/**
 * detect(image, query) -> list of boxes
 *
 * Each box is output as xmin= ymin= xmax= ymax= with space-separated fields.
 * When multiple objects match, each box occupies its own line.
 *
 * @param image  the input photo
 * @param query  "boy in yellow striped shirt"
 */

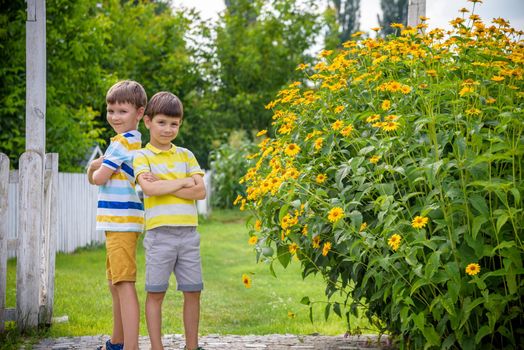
xmin=133 ymin=92 xmax=206 ymax=350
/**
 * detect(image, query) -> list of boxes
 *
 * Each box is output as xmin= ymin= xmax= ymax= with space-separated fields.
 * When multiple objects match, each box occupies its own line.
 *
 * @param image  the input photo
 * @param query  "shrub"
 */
xmin=237 ymin=6 xmax=524 ymax=350
xmin=210 ymin=130 xmax=257 ymax=208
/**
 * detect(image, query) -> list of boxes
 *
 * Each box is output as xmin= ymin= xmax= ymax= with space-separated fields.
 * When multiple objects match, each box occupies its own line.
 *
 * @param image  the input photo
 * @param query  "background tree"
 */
xmin=377 ymin=0 xmax=408 ymax=36
xmin=211 ymin=0 xmax=321 ymax=134
xmin=324 ymin=0 xmax=360 ymax=49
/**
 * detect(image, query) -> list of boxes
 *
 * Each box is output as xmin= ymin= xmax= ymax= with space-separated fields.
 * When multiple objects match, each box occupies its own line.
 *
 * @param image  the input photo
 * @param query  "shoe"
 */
xmin=96 ymin=339 xmax=124 ymax=350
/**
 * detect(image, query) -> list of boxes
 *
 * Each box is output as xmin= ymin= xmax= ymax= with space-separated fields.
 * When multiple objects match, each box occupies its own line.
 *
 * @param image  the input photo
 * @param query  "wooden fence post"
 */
xmin=40 ymin=153 xmax=58 ymax=325
xmin=17 ymin=151 xmax=43 ymax=329
xmin=0 ymin=153 xmax=9 ymax=332
xmin=407 ymin=0 xmax=426 ymax=27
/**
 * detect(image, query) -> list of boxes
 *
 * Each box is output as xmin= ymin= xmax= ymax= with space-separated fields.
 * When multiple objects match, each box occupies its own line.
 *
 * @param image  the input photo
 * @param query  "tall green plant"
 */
xmin=238 ymin=6 xmax=524 ymax=349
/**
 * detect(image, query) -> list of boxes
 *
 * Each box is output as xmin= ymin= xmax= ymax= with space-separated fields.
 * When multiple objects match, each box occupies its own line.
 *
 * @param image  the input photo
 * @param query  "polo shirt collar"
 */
xmin=146 ymin=143 xmax=177 ymax=154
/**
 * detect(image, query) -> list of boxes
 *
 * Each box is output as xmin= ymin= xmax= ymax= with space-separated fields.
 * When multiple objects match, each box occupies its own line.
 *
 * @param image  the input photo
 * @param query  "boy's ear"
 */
xmin=143 ymin=115 xmax=151 ymax=129
xmin=137 ymin=106 xmax=145 ymax=119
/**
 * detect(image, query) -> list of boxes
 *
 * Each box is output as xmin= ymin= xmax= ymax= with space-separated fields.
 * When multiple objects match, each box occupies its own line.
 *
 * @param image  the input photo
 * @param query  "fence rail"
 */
xmin=6 ymin=171 xmax=212 ymax=257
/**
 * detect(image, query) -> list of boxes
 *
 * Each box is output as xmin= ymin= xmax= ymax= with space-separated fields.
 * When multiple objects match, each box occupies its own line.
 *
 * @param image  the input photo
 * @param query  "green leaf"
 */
xmin=324 ymin=303 xmax=331 ymax=321
xmin=496 ymin=213 xmax=509 ymax=233
xmin=277 ymin=244 xmax=291 ymax=268
xmin=300 ymin=296 xmax=311 ymax=305
xmin=468 ymin=195 xmax=489 ymax=216
xmin=410 ymin=278 xmax=430 ymax=296
xmin=413 ymin=311 xmax=425 ymax=332
xmin=471 ymin=216 xmax=487 ymax=239
xmin=278 ymin=204 xmax=290 ymax=222
xmin=475 ymin=325 xmax=491 ymax=344
xmin=333 ymin=302 xmax=342 ymax=318
xmin=423 ymin=325 xmax=441 ymax=348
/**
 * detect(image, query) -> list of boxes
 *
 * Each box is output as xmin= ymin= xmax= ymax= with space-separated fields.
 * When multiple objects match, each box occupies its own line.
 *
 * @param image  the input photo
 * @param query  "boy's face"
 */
xmin=144 ymin=114 xmax=182 ymax=150
xmin=106 ymin=102 xmax=144 ymax=134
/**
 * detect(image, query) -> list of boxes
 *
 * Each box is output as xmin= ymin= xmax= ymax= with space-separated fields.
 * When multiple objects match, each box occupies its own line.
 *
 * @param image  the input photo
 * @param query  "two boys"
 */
xmin=88 ymin=81 xmax=205 ymax=350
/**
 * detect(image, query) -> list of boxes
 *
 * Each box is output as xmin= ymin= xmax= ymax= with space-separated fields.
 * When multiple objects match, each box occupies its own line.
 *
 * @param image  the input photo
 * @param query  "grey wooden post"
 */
xmin=407 ymin=0 xmax=426 ymax=27
xmin=26 ymin=0 xmax=46 ymax=155
xmin=0 ymin=154 xmax=9 ymax=332
xmin=17 ymin=151 xmax=43 ymax=329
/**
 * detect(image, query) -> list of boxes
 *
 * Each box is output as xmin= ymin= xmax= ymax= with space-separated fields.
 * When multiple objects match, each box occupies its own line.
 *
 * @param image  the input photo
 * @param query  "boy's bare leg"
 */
xmin=183 ymin=291 xmax=201 ymax=350
xmin=146 ymin=292 xmax=166 ymax=350
xmin=108 ymin=280 xmax=124 ymax=345
xmin=114 ymin=281 xmax=140 ymax=350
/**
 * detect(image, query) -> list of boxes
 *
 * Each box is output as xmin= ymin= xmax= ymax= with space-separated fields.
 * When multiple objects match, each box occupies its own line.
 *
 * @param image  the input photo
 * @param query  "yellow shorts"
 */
xmin=105 ymin=231 xmax=140 ymax=284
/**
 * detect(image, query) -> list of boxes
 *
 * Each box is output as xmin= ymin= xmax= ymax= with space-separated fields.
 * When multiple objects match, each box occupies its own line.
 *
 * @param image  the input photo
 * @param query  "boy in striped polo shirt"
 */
xmin=133 ymin=92 xmax=206 ymax=350
xmin=87 ymin=80 xmax=146 ymax=350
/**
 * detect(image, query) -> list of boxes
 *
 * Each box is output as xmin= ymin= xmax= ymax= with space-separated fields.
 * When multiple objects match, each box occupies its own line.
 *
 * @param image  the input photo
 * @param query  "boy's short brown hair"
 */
xmin=145 ymin=92 xmax=183 ymax=119
xmin=106 ymin=80 xmax=147 ymax=108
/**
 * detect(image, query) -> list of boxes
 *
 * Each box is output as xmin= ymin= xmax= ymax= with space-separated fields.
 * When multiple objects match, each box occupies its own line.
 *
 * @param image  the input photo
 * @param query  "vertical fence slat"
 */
xmin=17 ymin=151 xmax=43 ymax=329
xmin=0 ymin=153 xmax=9 ymax=331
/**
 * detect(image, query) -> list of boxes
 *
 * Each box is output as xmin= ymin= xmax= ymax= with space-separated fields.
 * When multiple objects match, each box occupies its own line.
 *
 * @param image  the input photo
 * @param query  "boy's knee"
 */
xmin=147 ymin=291 xmax=166 ymax=303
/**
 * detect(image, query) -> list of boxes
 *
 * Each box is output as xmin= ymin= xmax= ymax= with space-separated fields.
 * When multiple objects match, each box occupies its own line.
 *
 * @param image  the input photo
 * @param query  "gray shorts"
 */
xmin=143 ymin=226 xmax=203 ymax=292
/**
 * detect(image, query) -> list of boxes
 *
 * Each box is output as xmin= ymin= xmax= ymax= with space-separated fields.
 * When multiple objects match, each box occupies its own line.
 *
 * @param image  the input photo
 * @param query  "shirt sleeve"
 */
xmin=133 ymin=150 xmax=151 ymax=180
xmin=102 ymin=137 xmax=127 ymax=171
xmin=186 ymin=149 xmax=205 ymax=176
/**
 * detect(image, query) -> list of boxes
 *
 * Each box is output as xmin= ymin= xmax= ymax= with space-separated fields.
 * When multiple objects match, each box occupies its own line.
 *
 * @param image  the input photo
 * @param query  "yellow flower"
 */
xmin=340 ymin=125 xmax=354 ymax=136
xmin=248 ymin=235 xmax=258 ymax=245
xmin=382 ymin=121 xmax=400 ymax=131
xmin=287 ymin=311 xmax=296 ymax=318
xmin=359 ymin=222 xmax=367 ymax=232
xmin=289 ymin=243 xmax=298 ymax=255
xmin=254 ymin=220 xmax=262 ymax=231
xmin=371 ymin=27 xmax=381 ymax=32
xmin=312 ymin=235 xmax=321 ymax=248
xmin=316 ymin=173 xmax=327 ymax=184
xmin=388 ymin=234 xmax=401 ymax=251
xmin=302 ymin=225 xmax=308 ymax=236
xmin=256 ymin=129 xmax=267 ymax=137
xmin=296 ymin=63 xmax=308 ymax=70
xmin=334 ymin=105 xmax=345 ymax=113
xmin=331 ymin=120 xmax=344 ymax=131
xmin=491 ymin=75 xmax=505 ymax=82
xmin=400 ymin=85 xmax=412 ymax=94
xmin=285 ymin=143 xmax=301 ymax=157
xmin=486 ymin=97 xmax=496 ymax=104
xmin=426 ymin=69 xmax=437 ymax=77
xmin=370 ymin=155 xmax=381 ymax=164
xmin=366 ymin=114 xmax=381 ymax=123
xmin=412 ymin=216 xmax=429 ymax=229
xmin=465 ymin=263 xmax=481 ymax=276
xmin=381 ymin=99 xmax=391 ymax=111
xmin=459 ymin=86 xmax=475 ymax=96
xmin=328 ymin=207 xmax=344 ymax=223
xmin=385 ymin=114 xmax=399 ymax=121
xmin=242 ymin=274 xmax=252 ymax=288
xmin=233 ymin=194 xmax=243 ymax=206
xmin=314 ymin=137 xmax=324 ymax=150
xmin=322 ymin=242 xmax=332 ymax=256
xmin=391 ymin=23 xmax=404 ymax=29
xmin=466 ymin=108 xmax=481 ymax=116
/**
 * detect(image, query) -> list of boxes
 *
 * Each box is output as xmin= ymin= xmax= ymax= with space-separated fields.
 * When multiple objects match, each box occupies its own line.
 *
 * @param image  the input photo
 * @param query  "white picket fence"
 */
xmin=6 ymin=171 xmax=212 ymax=257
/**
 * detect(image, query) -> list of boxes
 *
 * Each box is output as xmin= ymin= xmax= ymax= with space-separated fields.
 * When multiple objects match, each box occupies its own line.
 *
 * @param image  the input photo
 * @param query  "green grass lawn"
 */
xmin=4 ymin=210 xmax=370 ymax=338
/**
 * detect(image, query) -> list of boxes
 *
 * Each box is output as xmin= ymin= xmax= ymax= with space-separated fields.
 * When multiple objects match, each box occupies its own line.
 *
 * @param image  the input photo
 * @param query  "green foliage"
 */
xmin=239 ymin=7 xmax=524 ymax=349
xmin=209 ymin=130 xmax=257 ymax=209
xmin=326 ymin=0 xmax=361 ymax=45
xmin=212 ymin=0 xmax=322 ymax=133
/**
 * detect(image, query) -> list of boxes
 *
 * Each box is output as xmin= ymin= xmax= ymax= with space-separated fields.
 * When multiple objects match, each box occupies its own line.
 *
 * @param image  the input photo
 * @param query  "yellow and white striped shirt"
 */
xmin=133 ymin=143 xmax=204 ymax=230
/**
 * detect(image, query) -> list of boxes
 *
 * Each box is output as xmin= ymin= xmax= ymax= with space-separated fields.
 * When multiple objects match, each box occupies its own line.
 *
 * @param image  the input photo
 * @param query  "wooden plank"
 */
xmin=17 ymin=151 xmax=43 ymax=329
xmin=25 ymin=0 xmax=46 ymax=156
xmin=9 ymin=170 xmax=18 ymax=184
xmin=0 ymin=153 xmax=9 ymax=332
xmin=40 ymin=153 xmax=58 ymax=325
xmin=407 ymin=0 xmax=426 ymax=27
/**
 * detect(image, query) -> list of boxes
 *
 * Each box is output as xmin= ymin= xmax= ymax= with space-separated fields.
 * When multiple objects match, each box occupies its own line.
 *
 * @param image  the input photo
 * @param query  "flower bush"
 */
xmin=237 ymin=5 xmax=523 ymax=349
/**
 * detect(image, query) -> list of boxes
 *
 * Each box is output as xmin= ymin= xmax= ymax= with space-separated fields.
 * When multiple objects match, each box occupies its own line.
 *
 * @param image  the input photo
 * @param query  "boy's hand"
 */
xmin=141 ymin=172 xmax=159 ymax=182
xmin=182 ymin=177 xmax=196 ymax=188
xmin=89 ymin=156 xmax=104 ymax=171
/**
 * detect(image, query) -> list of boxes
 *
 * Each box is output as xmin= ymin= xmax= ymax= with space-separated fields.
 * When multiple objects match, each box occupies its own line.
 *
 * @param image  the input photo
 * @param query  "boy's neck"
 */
xmin=115 ymin=128 xmax=137 ymax=135
xmin=150 ymin=140 xmax=173 ymax=151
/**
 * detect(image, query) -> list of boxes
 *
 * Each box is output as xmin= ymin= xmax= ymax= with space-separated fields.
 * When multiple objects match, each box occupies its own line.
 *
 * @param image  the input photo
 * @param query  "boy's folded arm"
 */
xmin=137 ymin=173 xmax=191 ymax=196
xmin=91 ymin=165 xmax=115 ymax=186
xmin=172 ymin=174 xmax=206 ymax=200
